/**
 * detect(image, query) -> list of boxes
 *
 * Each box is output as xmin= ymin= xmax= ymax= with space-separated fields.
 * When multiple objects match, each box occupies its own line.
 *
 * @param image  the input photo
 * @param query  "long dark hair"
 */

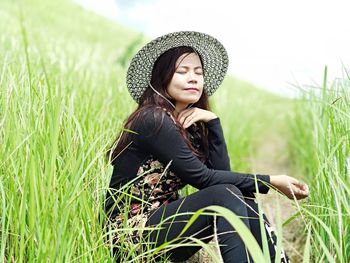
xmin=107 ymin=46 xmax=210 ymax=165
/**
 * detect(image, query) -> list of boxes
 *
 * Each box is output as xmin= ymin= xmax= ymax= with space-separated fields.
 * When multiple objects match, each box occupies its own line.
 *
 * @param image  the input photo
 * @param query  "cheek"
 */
xmin=168 ymin=77 xmax=182 ymax=91
xmin=166 ymin=82 xmax=178 ymax=98
xmin=199 ymin=77 xmax=204 ymax=89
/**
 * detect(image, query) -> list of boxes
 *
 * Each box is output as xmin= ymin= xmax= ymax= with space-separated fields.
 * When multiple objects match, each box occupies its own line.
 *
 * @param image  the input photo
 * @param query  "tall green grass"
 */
xmin=0 ymin=0 xmax=141 ymax=261
xmin=288 ymin=67 xmax=350 ymax=262
xmin=0 ymin=0 xmax=326 ymax=262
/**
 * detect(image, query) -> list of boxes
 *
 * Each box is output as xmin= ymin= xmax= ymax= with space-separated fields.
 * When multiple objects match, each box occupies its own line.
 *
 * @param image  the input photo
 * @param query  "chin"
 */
xmin=182 ymin=97 xmax=201 ymax=104
xmin=185 ymin=100 xmax=199 ymax=106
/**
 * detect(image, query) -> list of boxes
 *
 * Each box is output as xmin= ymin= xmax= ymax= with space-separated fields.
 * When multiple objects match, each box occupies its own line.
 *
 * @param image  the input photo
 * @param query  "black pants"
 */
xmin=144 ymin=184 xmax=289 ymax=263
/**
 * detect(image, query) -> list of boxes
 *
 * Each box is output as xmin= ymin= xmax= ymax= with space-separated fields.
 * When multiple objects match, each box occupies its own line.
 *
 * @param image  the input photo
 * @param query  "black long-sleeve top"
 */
xmin=105 ymin=108 xmax=270 ymax=215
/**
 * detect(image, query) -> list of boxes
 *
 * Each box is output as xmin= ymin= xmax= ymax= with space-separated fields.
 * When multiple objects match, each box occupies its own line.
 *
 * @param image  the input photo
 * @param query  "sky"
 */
xmin=77 ymin=0 xmax=350 ymax=97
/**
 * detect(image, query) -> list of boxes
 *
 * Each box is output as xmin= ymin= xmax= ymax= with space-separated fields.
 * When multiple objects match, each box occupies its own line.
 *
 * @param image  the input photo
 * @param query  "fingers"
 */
xmin=183 ymin=114 xmax=196 ymax=129
xmin=177 ymin=108 xmax=217 ymax=127
xmin=177 ymin=108 xmax=194 ymax=122
xmin=293 ymin=180 xmax=309 ymax=195
xmin=177 ymin=108 xmax=197 ymax=128
xmin=290 ymin=182 xmax=309 ymax=200
xmin=299 ymin=184 xmax=309 ymax=198
xmin=276 ymin=176 xmax=309 ymax=200
xmin=285 ymin=176 xmax=309 ymax=199
xmin=294 ymin=179 xmax=306 ymax=189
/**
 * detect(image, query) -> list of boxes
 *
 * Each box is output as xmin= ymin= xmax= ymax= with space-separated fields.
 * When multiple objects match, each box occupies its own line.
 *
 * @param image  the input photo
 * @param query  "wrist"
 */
xmin=269 ymin=175 xmax=278 ymax=187
xmin=205 ymin=113 xmax=218 ymax=122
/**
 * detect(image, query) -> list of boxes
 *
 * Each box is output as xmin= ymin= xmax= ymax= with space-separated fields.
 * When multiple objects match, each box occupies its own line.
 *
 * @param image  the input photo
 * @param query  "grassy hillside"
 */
xmin=0 ymin=0 xmax=306 ymax=262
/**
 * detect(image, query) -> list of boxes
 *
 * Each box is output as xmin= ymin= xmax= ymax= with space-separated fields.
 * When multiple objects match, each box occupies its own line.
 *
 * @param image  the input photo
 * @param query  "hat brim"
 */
xmin=126 ymin=31 xmax=229 ymax=102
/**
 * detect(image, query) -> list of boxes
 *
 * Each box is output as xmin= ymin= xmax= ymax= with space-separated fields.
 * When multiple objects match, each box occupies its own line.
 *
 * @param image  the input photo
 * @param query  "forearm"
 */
xmin=206 ymin=118 xmax=231 ymax=170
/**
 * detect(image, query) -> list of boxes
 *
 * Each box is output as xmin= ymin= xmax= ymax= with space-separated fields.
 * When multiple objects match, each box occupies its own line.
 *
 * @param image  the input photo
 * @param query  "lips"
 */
xmin=184 ymin=87 xmax=199 ymax=92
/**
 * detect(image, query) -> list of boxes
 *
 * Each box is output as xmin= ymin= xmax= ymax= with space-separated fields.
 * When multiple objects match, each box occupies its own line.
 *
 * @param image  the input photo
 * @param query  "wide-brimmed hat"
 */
xmin=126 ymin=31 xmax=229 ymax=103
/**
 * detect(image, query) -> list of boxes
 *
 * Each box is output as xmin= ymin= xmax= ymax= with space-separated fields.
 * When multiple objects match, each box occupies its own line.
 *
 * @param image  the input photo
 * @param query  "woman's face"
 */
xmin=166 ymin=52 xmax=204 ymax=112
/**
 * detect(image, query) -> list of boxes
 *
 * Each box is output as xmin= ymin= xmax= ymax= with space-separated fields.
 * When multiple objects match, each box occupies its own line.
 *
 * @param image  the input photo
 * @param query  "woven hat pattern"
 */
xmin=126 ymin=31 xmax=229 ymax=102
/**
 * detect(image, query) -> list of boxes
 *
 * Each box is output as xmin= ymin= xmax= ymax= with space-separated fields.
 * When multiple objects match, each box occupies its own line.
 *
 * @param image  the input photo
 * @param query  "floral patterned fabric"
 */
xmin=130 ymin=156 xmax=184 ymax=215
xmin=107 ymin=110 xmax=198 ymax=243
xmin=108 ymin=155 xmax=186 ymax=240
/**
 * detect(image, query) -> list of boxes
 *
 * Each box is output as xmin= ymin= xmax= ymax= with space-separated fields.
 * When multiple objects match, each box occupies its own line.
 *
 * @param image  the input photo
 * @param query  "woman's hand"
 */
xmin=177 ymin=107 xmax=217 ymax=129
xmin=270 ymin=175 xmax=309 ymax=200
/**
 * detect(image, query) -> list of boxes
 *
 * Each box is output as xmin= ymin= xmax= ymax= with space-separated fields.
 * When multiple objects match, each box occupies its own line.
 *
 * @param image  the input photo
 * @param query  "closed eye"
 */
xmin=176 ymin=69 xmax=203 ymax=74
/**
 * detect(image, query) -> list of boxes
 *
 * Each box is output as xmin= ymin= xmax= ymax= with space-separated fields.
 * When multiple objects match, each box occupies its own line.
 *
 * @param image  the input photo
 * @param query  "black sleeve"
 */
xmin=205 ymin=118 xmax=231 ymax=170
xmin=135 ymin=110 xmax=270 ymax=193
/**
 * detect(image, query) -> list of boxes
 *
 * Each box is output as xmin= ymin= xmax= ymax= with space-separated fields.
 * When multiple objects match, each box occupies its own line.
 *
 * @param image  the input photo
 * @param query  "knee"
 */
xmin=210 ymin=185 xmax=248 ymax=213
xmin=205 ymin=184 xmax=244 ymax=203
xmin=216 ymin=184 xmax=243 ymax=196
xmin=222 ymin=184 xmax=244 ymax=197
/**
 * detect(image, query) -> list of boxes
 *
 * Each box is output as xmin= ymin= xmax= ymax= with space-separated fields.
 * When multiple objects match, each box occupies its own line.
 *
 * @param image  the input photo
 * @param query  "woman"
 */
xmin=105 ymin=31 xmax=309 ymax=262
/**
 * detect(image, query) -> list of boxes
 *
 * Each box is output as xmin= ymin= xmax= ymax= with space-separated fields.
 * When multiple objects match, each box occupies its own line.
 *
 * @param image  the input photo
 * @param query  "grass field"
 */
xmin=1 ymin=0 xmax=349 ymax=262
xmin=287 ymin=69 xmax=350 ymax=262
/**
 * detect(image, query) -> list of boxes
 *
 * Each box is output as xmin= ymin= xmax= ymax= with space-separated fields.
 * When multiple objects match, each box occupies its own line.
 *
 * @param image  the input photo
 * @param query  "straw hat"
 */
xmin=126 ymin=31 xmax=229 ymax=102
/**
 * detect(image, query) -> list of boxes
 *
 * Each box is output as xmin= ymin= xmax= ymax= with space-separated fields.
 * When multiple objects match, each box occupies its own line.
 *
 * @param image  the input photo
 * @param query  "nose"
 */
xmin=188 ymin=70 xmax=198 ymax=83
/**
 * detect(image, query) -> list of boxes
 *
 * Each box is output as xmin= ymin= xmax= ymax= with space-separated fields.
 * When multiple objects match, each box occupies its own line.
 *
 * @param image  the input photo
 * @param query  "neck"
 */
xmin=173 ymin=102 xmax=188 ymax=117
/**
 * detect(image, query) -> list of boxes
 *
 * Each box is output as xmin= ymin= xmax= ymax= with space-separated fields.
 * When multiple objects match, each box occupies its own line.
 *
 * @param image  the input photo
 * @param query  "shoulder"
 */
xmin=139 ymin=107 xmax=173 ymax=125
xmin=206 ymin=117 xmax=221 ymax=127
xmin=139 ymin=107 xmax=163 ymax=121
xmin=135 ymin=107 xmax=177 ymax=135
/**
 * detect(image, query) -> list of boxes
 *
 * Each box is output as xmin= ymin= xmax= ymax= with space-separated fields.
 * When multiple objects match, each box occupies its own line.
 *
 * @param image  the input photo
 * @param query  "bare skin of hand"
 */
xmin=176 ymin=107 xmax=217 ymax=128
xmin=270 ymin=175 xmax=309 ymax=200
